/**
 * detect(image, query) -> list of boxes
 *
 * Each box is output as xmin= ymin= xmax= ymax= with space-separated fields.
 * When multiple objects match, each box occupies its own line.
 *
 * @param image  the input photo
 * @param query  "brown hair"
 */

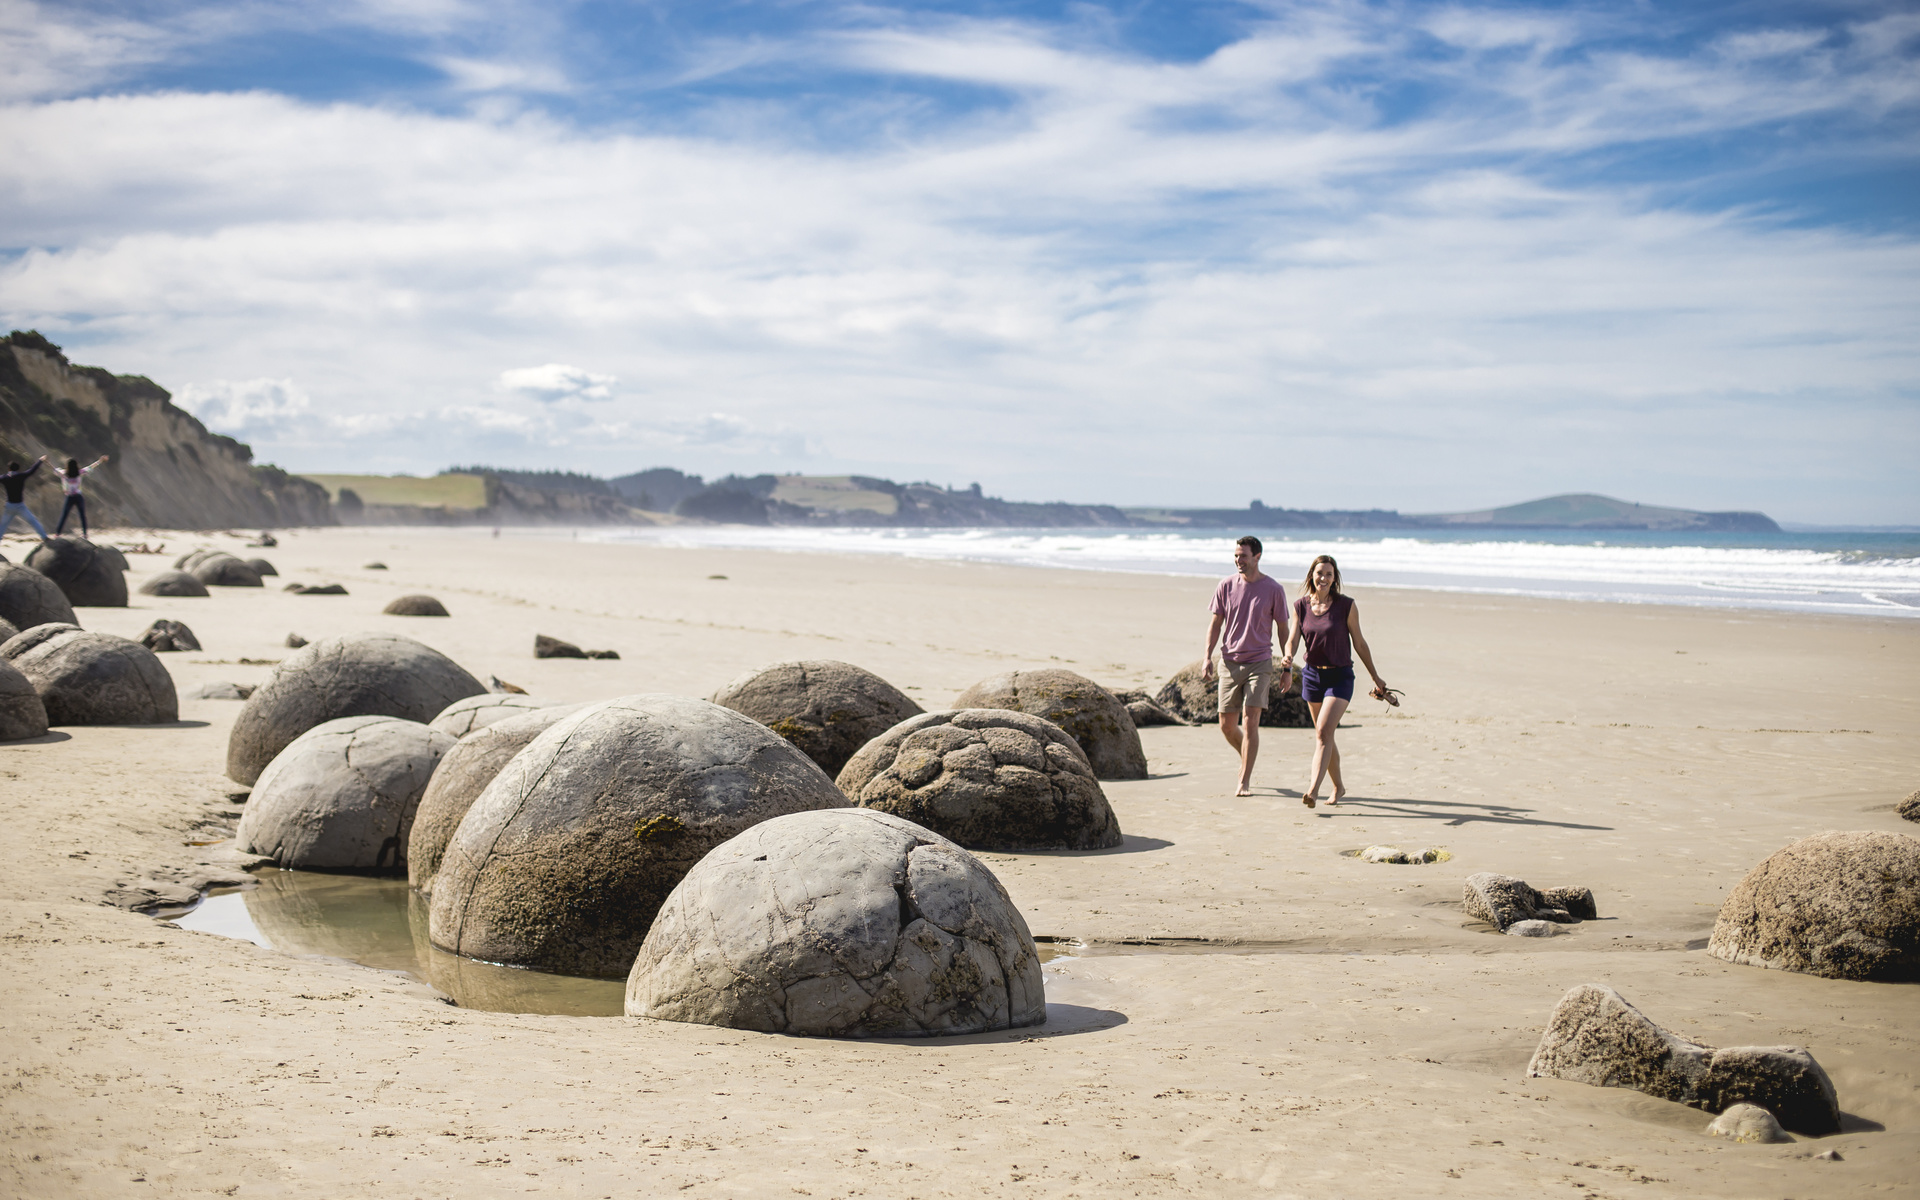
xmin=1236 ymin=535 xmax=1262 ymax=556
xmin=65 ymin=458 xmax=79 ymax=477
xmin=1303 ymin=554 xmax=1342 ymax=597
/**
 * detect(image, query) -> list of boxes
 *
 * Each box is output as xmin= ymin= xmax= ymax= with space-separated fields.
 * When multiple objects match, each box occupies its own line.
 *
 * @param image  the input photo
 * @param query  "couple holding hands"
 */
xmin=1201 ymin=537 xmax=1394 ymax=804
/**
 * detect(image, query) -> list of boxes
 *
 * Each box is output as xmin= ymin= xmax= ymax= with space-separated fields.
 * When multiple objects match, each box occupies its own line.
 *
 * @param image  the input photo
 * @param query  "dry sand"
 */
xmin=2 ymin=526 xmax=1916 ymax=1198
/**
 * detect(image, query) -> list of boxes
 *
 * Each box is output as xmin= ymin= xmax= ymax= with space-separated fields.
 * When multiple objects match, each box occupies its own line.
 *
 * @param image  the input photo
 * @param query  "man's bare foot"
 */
xmin=1301 ymin=794 xmax=1317 ymax=809
xmin=1235 ymin=786 xmax=1253 ymax=797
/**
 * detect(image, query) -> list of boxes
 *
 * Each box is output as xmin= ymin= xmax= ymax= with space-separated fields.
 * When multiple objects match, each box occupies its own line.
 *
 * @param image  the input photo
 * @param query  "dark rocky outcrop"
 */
xmin=26 ymin=537 xmax=127 ymax=607
xmin=384 ymin=594 xmax=449 ymax=617
xmin=225 ymin=633 xmax=485 ymax=785
xmin=627 ymin=808 xmax=1045 ymax=1036
xmin=837 ymin=709 xmax=1122 ymax=852
xmin=139 ymin=619 xmax=200 ymax=652
xmin=428 ymin=695 xmax=850 ymax=979
xmin=138 ymin=570 xmax=209 ymax=598
xmin=952 ymin=668 xmax=1147 ymax=780
xmin=710 ymin=659 xmax=924 ymax=777
xmin=1154 ymin=660 xmax=1311 ymax=727
xmin=0 ymin=623 xmax=177 ymax=724
xmin=0 ymin=657 xmax=49 ymax=740
xmin=1527 ymin=983 xmax=1839 ymax=1135
xmin=1708 ymin=830 xmax=1920 ymax=981
xmin=0 ymin=562 xmax=79 ymax=630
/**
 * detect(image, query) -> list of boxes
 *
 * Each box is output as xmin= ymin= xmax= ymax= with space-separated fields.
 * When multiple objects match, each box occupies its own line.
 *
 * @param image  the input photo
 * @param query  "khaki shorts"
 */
xmin=1216 ymin=656 xmax=1273 ymax=713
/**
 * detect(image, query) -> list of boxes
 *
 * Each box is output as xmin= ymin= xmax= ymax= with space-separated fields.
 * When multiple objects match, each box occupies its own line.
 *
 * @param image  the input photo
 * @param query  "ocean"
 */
xmin=582 ymin=526 xmax=1920 ymax=618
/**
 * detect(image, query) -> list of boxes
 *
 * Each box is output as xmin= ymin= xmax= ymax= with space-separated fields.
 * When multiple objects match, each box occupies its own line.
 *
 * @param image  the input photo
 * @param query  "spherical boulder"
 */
xmin=952 ymin=668 xmax=1148 ymax=780
xmin=32 ymin=536 xmax=129 ymax=605
xmin=0 ymin=616 xmax=16 ymax=642
xmin=0 ymin=623 xmax=178 ymax=725
xmin=429 ymin=692 xmax=553 ymax=738
xmin=1153 ymin=660 xmax=1311 ymax=728
xmin=225 ymin=633 xmax=486 ymax=785
xmin=0 ymin=562 xmax=78 ymax=630
xmin=191 ymin=553 xmax=263 ymax=588
xmin=0 ymin=658 xmax=50 ymax=741
xmin=837 ymin=709 xmax=1122 ymax=851
xmin=245 ymin=557 xmax=278 ymax=577
xmin=429 ymin=695 xmax=851 ymax=979
xmin=1708 ymin=831 xmax=1920 ymax=981
xmin=407 ymin=703 xmax=587 ymax=895
xmin=236 ymin=716 xmax=456 ymax=873
xmin=627 ymin=808 xmax=1046 ymax=1036
xmin=173 ymin=549 xmax=215 ymax=570
xmin=384 ymin=594 xmax=449 ymax=617
xmin=710 ymin=659 xmax=924 ymax=777
xmin=138 ymin=570 xmax=209 ymax=598
xmin=95 ymin=544 xmax=130 ymax=573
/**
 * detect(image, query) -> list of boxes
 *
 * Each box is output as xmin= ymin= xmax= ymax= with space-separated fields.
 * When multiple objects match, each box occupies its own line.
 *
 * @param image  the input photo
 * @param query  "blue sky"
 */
xmin=1 ymin=0 xmax=1916 ymax=521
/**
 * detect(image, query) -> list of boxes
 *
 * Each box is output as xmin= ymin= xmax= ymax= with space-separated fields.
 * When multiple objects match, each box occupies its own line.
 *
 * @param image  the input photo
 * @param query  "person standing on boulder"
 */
xmin=1202 ymin=536 xmax=1290 ymax=797
xmin=0 ymin=456 xmax=52 ymax=543
xmin=1281 ymin=554 xmax=1391 ymax=808
xmin=54 ymin=454 xmax=108 ymax=537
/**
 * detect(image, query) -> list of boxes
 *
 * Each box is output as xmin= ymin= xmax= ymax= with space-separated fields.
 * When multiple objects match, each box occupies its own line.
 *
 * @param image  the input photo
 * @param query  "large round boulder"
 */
xmin=0 ymin=562 xmax=78 ymax=630
xmin=191 ymin=553 xmax=263 ymax=588
xmin=1153 ymin=660 xmax=1311 ymax=727
xmin=627 ymin=808 xmax=1046 ymax=1036
xmin=837 ymin=709 xmax=1122 ymax=851
xmin=407 ymin=703 xmax=587 ymax=895
xmin=138 ymin=570 xmax=210 ymax=598
xmin=0 ymin=658 xmax=50 ymax=740
xmin=0 ymin=616 xmax=16 ymax=642
xmin=1708 ymin=830 xmax=1920 ymax=981
xmin=245 ymin=557 xmax=278 ymax=577
xmin=428 ymin=692 xmax=553 ymax=739
xmin=429 ymin=695 xmax=851 ymax=979
xmin=27 ymin=538 xmax=129 ymax=607
xmin=952 ymin=668 xmax=1147 ymax=780
xmin=95 ymin=544 xmax=130 ymax=573
xmin=0 ymin=624 xmax=177 ymax=725
xmin=235 ymin=716 xmax=454 ymax=873
xmin=225 ymin=633 xmax=486 ymax=785
xmin=710 ymin=659 xmax=924 ymax=777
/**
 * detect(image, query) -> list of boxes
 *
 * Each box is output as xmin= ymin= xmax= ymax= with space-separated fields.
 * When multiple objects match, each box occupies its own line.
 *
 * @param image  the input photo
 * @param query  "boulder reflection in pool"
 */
xmin=225 ymin=869 xmax=625 ymax=1016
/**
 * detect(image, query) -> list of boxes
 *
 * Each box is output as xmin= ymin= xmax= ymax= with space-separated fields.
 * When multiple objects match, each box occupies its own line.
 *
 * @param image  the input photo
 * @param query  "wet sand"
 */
xmin=2 ymin=526 xmax=1916 ymax=1198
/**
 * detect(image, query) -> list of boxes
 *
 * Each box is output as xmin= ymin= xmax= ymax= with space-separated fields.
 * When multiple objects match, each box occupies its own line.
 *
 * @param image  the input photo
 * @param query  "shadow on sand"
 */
xmin=1300 ymin=794 xmax=1613 ymax=831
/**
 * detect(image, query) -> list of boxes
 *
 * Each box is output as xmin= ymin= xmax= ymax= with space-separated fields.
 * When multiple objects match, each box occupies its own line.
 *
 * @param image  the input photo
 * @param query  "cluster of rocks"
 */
xmin=1463 ymin=872 xmax=1597 ymax=936
xmin=535 ymin=634 xmax=618 ymax=659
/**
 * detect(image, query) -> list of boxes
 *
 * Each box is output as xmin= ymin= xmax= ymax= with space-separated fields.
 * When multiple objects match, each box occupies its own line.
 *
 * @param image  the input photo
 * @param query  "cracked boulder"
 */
xmin=139 ymin=618 xmax=201 ymax=652
xmin=1152 ymin=660 xmax=1311 ymax=728
xmin=428 ymin=691 xmax=553 ymax=739
xmin=25 ymin=537 xmax=128 ymax=607
xmin=0 ymin=562 xmax=78 ymax=631
xmin=138 ymin=570 xmax=210 ymax=598
xmin=407 ymin=703 xmax=587 ymax=896
xmin=429 ymin=695 xmax=850 ymax=978
xmin=710 ymin=659 xmax=924 ymax=777
xmin=0 ymin=657 xmax=49 ymax=740
xmin=1463 ymin=873 xmax=1595 ymax=930
xmin=236 ymin=715 xmax=455 ymax=874
xmin=0 ymin=624 xmax=177 ymax=725
xmin=1528 ymin=983 xmax=1839 ymax=1135
xmin=384 ymin=594 xmax=449 ymax=617
xmin=952 ymin=668 xmax=1147 ymax=780
xmin=627 ymin=807 xmax=1045 ymax=1037
xmin=1708 ymin=830 xmax=1920 ymax=982
xmin=225 ymin=633 xmax=486 ymax=785
xmin=837 ymin=708 xmax=1122 ymax=851
xmin=190 ymin=552 xmax=264 ymax=588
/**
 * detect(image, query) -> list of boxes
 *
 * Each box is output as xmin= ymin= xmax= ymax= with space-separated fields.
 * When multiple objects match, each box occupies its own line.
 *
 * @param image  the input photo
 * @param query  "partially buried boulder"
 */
xmin=0 ymin=658 xmax=49 ymax=741
xmin=0 ymin=562 xmax=79 ymax=630
xmin=1463 ymin=872 xmax=1596 ymax=931
xmin=385 ymin=594 xmax=449 ymax=617
xmin=1113 ymin=689 xmax=1185 ymax=727
xmin=245 ymin=557 xmax=278 ymax=577
xmin=0 ymin=624 xmax=177 ymax=725
xmin=235 ymin=716 xmax=455 ymax=873
xmin=138 ymin=571 xmax=209 ymax=598
xmin=139 ymin=619 xmax=200 ymax=652
xmin=1707 ymin=830 xmax=1920 ymax=982
xmin=1898 ymin=790 xmax=1920 ymax=823
xmin=710 ymin=659 xmax=923 ymax=776
xmin=1153 ymin=660 xmax=1311 ymax=728
xmin=191 ymin=553 xmax=263 ymax=588
xmin=26 ymin=538 xmax=128 ymax=608
xmin=1527 ymin=983 xmax=1839 ymax=1135
xmin=837 ymin=709 xmax=1122 ymax=851
xmin=1707 ymin=1104 xmax=1791 ymax=1144
xmin=952 ymin=668 xmax=1147 ymax=780
xmin=627 ymin=808 xmax=1045 ymax=1037
xmin=291 ymin=584 xmax=347 ymax=595
xmin=225 ymin=633 xmax=486 ymax=785
xmin=428 ymin=691 xmax=551 ymax=738
xmin=429 ymin=695 xmax=849 ymax=978
xmin=407 ymin=703 xmax=587 ymax=896
xmin=535 ymin=634 xmax=586 ymax=659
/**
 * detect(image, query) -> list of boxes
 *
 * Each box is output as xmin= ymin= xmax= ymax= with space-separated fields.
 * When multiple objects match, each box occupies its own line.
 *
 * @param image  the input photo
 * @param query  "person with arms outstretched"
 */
xmin=55 ymin=455 xmax=108 ymax=537
xmin=0 ymin=457 xmax=51 ymax=543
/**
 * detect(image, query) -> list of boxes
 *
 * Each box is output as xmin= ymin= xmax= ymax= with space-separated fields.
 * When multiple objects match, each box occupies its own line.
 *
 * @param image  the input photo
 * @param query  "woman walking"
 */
xmin=55 ymin=455 xmax=108 ymax=537
xmin=1279 ymin=554 xmax=1391 ymax=808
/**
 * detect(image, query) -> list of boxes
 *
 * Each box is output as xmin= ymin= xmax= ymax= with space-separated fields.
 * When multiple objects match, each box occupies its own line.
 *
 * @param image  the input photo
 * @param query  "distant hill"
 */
xmin=300 ymin=471 xmax=651 ymax=526
xmin=1418 ymin=493 xmax=1779 ymax=532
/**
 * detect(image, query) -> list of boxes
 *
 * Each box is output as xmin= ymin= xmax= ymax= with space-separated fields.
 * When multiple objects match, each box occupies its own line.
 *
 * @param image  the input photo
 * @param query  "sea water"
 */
xmin=583 ymin=526 xmax=1920 ymax=618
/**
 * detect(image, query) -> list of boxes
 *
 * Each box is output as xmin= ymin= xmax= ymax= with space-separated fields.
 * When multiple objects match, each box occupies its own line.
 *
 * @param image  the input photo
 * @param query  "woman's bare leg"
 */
xmin=1307 ymin=696 xmax=1349 ymax=804
xmin=1301 ymin=701 xmax=1323 ymax=805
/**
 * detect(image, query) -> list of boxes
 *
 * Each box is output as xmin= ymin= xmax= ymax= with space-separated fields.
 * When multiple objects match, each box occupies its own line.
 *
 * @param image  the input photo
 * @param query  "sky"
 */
xmin=1 ymin=0 xmax=1916 ymax=522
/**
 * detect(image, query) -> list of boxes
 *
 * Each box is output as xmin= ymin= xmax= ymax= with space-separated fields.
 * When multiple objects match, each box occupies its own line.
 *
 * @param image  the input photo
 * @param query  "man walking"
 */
xmin=1202 ymin=536 xmax=1290 ymax=796
xmin=0 ymin=456 xmax=52 ymax=543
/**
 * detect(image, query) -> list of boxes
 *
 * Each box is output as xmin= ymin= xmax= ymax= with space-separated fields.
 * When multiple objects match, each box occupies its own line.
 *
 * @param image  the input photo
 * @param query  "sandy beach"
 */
xmin=2 ymin=526 xmax=1915 ymax=1199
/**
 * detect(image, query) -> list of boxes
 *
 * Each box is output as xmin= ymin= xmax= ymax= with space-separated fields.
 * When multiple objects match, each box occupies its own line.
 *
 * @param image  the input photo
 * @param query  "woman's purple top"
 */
xmin=1293 ymin=594 xmax=1354 ymax=669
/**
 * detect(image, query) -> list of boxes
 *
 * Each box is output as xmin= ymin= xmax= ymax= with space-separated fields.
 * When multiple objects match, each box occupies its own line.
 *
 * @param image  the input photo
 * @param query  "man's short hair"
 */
xmin=5 ymin=463 xmax=16 ymax=472
xmin=1236 ymin=535 xmax=1263 ymax=556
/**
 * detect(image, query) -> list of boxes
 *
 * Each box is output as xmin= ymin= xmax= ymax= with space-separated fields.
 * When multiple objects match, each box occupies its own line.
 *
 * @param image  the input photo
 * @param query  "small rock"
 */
xmin=1540 ymin=886 xmax=1598 ymax=920
xmin=488 ymin=675 xmax=527 ymax=694
xmin=246 ymin=533 xmax=277 ymax=548
xmin=139 ymin=618 xmax=201 ymax=653
xmin=1816 ymin=1149 xmax=1843 ymax=1161
xmin=535 ymin=634 xmax=587 ymax=659
xmin=364 ymin=562 xmax=388 ymax=570
xmin=194 ymin=681 xmax=255 ymax=700
xmin=1897 ymin=790 xmax=1919 ymax=823
xmin=285 ymin=632 xmax=308 ymax=649
xmin=1113 ymin=689 xmax=1187 ymax=727
xmin=292 ymin=583 xmax=348 ymax=595
xmin=585 ymin=648 xmax=620 ymax=659
xmin=1706 ymin=1104 xmax=1791 ymax=1144
xmin=1464 ymin=872 xmax=1595 ymax=930
xmin=1506 ymin=919 xmax=1559 ymax=937
xmin=384 ymin=594 xmax=450 ymax=617
xmin=1362 ymin=845 xmax=1411 ymax=864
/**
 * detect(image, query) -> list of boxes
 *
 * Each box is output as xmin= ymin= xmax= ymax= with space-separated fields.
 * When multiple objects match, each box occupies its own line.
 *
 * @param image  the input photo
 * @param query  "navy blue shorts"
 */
xmin=1301 ymin=665 xmax=1354 ymax=704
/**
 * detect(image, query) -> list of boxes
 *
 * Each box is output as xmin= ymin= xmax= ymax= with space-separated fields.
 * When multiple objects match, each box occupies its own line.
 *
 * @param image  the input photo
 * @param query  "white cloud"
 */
xmin=498 ymin=363 xmax=615 ymax=402
xmin=174 ymin=377 xmax=312 ymax=436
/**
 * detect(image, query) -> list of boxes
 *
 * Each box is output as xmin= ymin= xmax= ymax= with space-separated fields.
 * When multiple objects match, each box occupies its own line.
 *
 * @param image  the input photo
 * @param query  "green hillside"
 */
xmin=301 ymin=473 xmax=488 ymax=509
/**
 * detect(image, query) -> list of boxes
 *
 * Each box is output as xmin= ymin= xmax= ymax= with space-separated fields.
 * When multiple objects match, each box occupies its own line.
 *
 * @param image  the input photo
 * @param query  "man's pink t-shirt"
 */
xmin=1210 ymin=573 xmax=1288 ymax=664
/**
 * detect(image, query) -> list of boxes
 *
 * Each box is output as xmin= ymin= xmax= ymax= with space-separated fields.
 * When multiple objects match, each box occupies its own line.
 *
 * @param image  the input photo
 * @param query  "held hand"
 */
xmin=1201 ymin=660 xmax=1216 ymax=683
